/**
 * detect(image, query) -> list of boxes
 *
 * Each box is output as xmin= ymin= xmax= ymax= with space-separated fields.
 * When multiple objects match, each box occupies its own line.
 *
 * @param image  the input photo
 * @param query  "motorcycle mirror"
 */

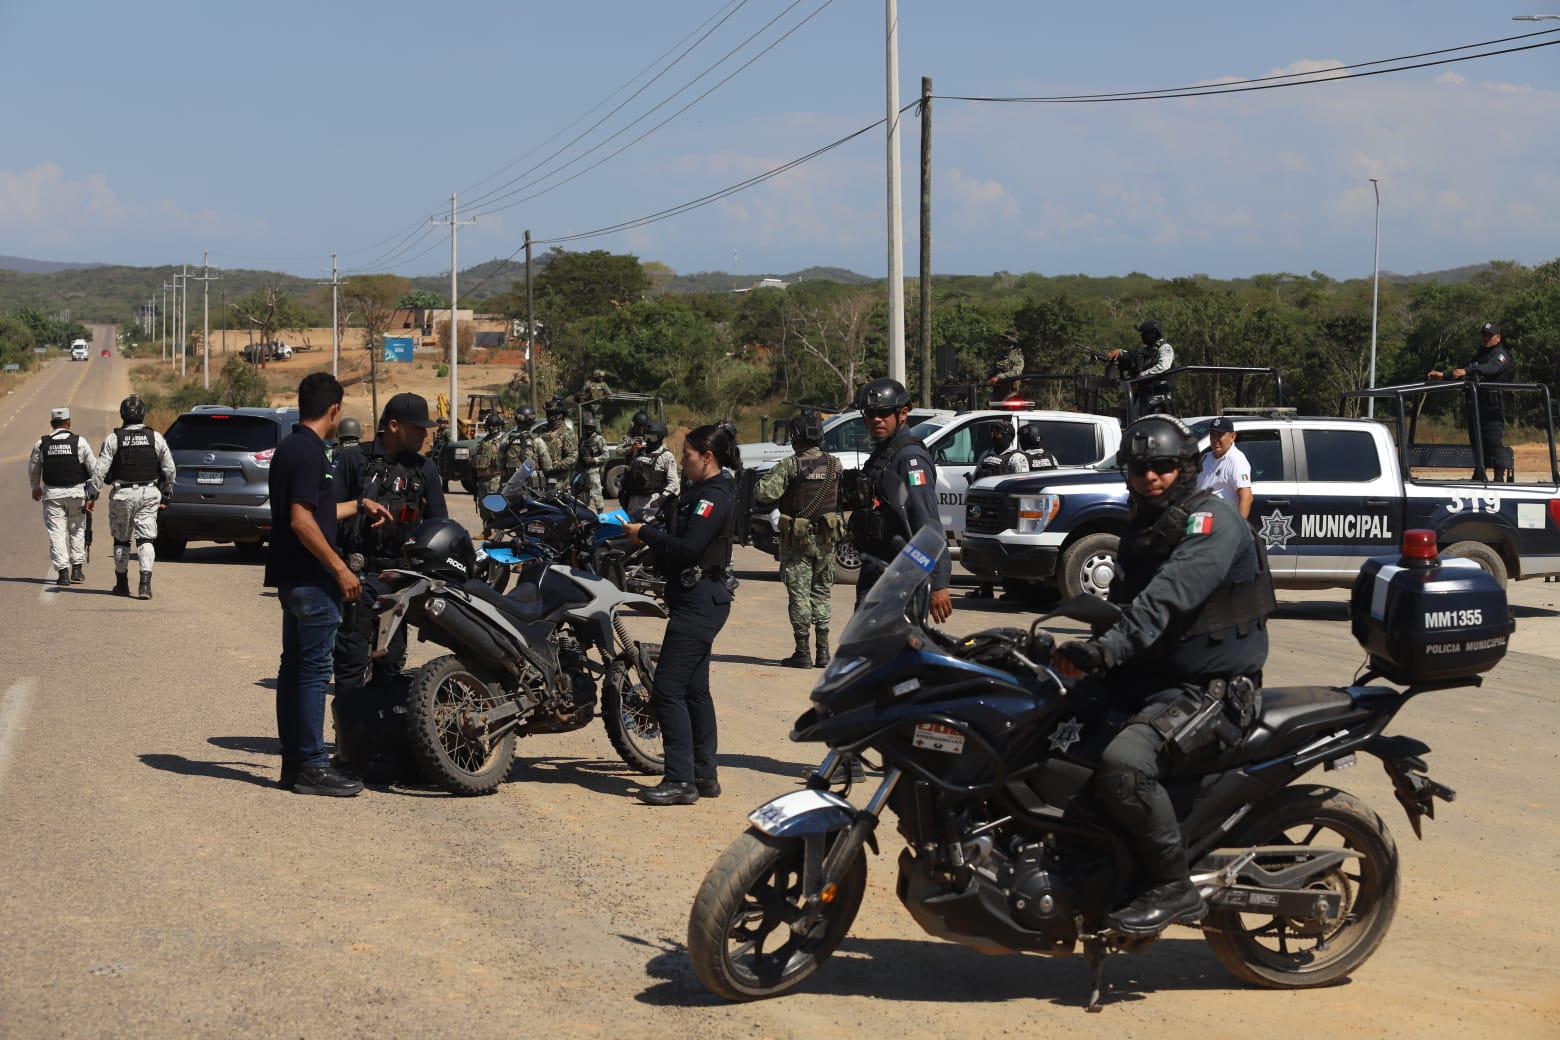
xmin=481 ymin=493 xmax=508 ymax=513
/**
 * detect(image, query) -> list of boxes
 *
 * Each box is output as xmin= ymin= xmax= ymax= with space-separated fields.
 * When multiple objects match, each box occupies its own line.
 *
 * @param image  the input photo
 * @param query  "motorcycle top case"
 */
xmin=1349 ymin=554 xmax=1513 ymax=685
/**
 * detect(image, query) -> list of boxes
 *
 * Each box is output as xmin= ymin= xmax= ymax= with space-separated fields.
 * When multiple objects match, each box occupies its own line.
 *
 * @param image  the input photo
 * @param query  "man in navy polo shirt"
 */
xmin=265 ymin=372 xmax=390 ymax=796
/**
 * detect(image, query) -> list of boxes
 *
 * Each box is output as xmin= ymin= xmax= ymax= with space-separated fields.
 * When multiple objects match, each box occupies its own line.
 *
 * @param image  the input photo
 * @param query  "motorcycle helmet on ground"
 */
xmin=119 ymin=394 xmax=147 ymax=425
xmin=401 ymin=518 xmax=477 ymax=582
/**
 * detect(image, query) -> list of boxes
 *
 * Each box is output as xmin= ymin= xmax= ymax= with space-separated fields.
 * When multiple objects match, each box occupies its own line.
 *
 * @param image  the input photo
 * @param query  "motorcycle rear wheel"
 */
xmin=688 ymin=830 xmax=866 ymax=1001
xmin=601 ymin=643 xmax=663 ymax=774
xmin=405 ymin=655 xmax=516 ymax=796
xmin=1203 ymin=785 xmax=1399 ymax=988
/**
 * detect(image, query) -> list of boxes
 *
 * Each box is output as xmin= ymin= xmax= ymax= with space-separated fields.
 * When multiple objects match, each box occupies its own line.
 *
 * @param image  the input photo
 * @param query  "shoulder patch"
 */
xmin=694 ymin=499 xmax=715 ymax=518
xmin=906 ymin=469 xmax=928 ymax=487
xmin=1186 ymin=511 xmax=1214 ymax=536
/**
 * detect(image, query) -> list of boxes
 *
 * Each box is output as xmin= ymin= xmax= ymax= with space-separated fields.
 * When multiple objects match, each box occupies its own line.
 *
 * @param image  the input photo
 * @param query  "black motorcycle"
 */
xmin=481 ymin=489 xmax=666 ymax=606
xmin=687 ymin=525 xmax=1506 ymax=1008
xmin=369 ymin=518 xmax=667 ymax=795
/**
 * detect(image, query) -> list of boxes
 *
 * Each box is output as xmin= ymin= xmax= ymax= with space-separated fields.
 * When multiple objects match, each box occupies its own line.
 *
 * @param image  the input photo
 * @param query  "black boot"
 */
xmin=138 ymin=573 xmax=153 ymax=600
xmin=56 ymin=569 xmax=70 ymax=587
xmin=113 ymin=572 xmax=130 ymax=597
xmin=637 ymin=780 xmax=699 ymax=805
xmin=781 ymin=628 xmax=811 ymax=668
xmin=814 ymin=627 xmax=830 ymax=668
xmin=695 ymin=777 xmax=721 ymax=798
xmin=1106 ymin=878 xmax=1206 ymax=935
xmin=70 ymin=564 xmax=85 ymax=584
xmin=292 ymin=765 xmax=364 ymax=797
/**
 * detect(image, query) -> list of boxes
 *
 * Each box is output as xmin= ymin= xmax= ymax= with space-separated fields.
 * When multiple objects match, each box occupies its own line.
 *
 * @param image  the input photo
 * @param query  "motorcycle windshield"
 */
xmin=836 ymin=525 xmax=945 ymax=652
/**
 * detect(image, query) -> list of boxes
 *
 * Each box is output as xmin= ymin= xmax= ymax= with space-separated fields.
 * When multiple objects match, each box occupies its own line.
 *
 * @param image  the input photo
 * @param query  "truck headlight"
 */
xmin=1015 ymin=494 xmax=1060 ymax=534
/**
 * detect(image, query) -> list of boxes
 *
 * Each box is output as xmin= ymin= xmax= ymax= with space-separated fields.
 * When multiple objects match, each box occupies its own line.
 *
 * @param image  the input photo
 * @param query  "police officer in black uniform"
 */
xmin=332 ymin=393 xmax=448 ymax=700
xmin=848 ymin=377 xmax=953 ymax=623
xmin=1053 ymin=414 xmax=1274 ymax=935
xmin=1428 ymin=321 xmax=1516 ymax=482
xmin=625 ymin=424 xmax=739 ymax=806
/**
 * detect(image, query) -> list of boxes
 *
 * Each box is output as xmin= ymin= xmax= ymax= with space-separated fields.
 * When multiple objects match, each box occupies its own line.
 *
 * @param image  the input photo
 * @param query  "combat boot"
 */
xmin=113 ymin=572 xmax=130 ymax=596
xmin=70 ymin=564 xmax=85 ymax=584
xmin=814 ymin=627 xmax=830 ymax=668
xmin=56 ymin=569 xmax=70 ymax=587
xmin=138 ymin=573 xmax=153 ymax=600
xmin=781 ymin=628 xmax=811 ymax=668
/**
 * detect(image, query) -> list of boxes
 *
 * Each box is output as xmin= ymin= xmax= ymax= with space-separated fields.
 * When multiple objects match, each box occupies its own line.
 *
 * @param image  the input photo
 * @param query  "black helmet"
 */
xmin=401 ymin=518 xmax=477 ymax=582
xmin=630 ymin=410 xmax=651 ymax=433
xmin=1017 ymin=422 xmax=1044 ymax=451
xmin=119 ymin=394 xmax=146 ymax=425
xmin=544 ymin=396 xmax=566 ymax=418
xmin=989 ymin=423 xmax=1013 ymax=448
xmin=483 ymin=411 xmax=504 ymax=432
xmin=1116 ymin=413 xmax=1198 ymax=476
xmin=643 ymin=419 xmax=668 ymax=446
xmin=517 ymin=404 xmax=535 ymax=422
xmin=337 ymin=417 xmax=362 ymax=444
xmin=857 ymin=377 xmax=911 ymax=413
xmin=1136 ymin=319 xmax=1163 ymax=345
xmin=789 ymin=410 xmax=822 ymax=443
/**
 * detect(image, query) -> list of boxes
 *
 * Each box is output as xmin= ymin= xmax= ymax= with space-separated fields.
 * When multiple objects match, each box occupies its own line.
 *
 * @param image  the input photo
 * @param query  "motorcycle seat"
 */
xmin=1203 ymin=686 xmax=1363 ymax=769
xmin=463 ymin=578 xmax=548 ymax=623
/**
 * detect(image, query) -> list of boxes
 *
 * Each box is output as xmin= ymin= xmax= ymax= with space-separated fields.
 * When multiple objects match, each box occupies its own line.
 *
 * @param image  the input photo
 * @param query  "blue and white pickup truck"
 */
xmin=963 ymin=412 xmax=1560 ymax=598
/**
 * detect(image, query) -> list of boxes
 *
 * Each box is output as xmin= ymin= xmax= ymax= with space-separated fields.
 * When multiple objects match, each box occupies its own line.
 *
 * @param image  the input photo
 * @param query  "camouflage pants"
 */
xmin=473 ymin=475 xmax=501 ymax=524
xmin=780 ymin=550 xmax=834 ymax=630
xmin=582 ymin=468 xmax=603 ymax=513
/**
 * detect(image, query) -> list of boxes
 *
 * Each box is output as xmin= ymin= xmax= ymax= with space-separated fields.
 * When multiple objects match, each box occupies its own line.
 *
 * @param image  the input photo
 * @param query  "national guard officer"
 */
xmin=972 ymin=422 xmax=1015 ymax=480
xmin=499 ymin=411 xmax=528 ymax=485
xmin=1052 ymin=414 xmax=1274 ymax=935
xmin=540 ymin=396 xmax=578 ymax=491
xmin=95 ymin=394 xmax=176 ymax=599
xmin=628 ymin=410 xmax=651 ymax=439
xmin=579 ymin=369 xmax=612 ymax=409
xmin=619 ymin=419 xmax=679 ymax=519
xmin=847 ymin=377 xmax=953 ymax=621
xmin=1428 ymin=321 xmax=1516 ymax=482
xmin=625 ymin=423 xmax=740 ymax=806
xmin=577 ymin=410 xmax=608 ymax=512
xmin=988 ymin=329 xmax=1025 ymax=387
xmin=1108 ymin=320 xmax=1176 ymax=416
xmin=754 ymin=410 xmax=843 ymax=668
xmin=471 ymin=411 xmax=505 ymax=513
xmin=29 ymin=406 xmax=100 ymax=586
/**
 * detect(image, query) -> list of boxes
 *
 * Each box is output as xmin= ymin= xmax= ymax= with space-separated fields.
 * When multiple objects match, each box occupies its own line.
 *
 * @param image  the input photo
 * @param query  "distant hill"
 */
xmin=1381 ymin=262 xmax=1497 ymax=285
xmin=0 ymin=255 xmax=105 ymax=274
xmin=666 ymin=266 xmax=875 ymax=294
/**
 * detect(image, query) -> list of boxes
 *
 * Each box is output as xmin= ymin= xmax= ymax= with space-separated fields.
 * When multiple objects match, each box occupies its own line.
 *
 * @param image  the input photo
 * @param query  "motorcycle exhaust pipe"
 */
xmin=420 ymin=595 xmax=525 ymax=678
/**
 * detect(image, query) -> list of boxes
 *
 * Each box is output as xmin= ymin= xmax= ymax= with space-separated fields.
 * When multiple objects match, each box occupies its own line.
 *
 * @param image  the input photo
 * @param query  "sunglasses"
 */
xmin=1128 ymin=459 xmax=1182 ymax=477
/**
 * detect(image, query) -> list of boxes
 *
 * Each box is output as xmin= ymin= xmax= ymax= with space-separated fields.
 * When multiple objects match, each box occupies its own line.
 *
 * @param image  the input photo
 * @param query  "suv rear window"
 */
xmin=165 ymin=415 xmax=281 ymax=453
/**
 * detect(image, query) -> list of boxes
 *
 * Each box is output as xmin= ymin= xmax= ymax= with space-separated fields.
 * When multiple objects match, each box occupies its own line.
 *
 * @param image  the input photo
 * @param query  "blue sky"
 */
xmin=2 ymin=1 xmax=1558 ymax=281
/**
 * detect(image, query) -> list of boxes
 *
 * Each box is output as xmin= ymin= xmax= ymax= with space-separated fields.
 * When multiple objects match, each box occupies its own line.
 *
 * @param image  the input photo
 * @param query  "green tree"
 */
xmin=343 ymin=275 xmax=411 ymax=362
xmin=533 ymin=248 xmax=651 ymax=323
xmin=229 ymin=286 xmax=308 ymax=356
xmin=397 ymin=289 xmax=446 ymax=309
xmin=0 ymin=313 xmax=38 ymax=369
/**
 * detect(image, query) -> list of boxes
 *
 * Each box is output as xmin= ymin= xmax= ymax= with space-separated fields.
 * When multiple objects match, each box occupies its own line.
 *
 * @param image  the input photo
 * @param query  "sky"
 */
xmin=2 ymin=0 xmax=1559 ymax=282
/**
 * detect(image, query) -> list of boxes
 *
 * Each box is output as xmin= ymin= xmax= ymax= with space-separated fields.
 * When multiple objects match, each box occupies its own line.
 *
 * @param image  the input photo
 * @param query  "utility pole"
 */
xmin=431 ymin=193 xmax=475 ymax=418
xmin=884 ymin=0 xmax=906 ymax=385
xmin=918 ymin=76 xmax=933 ymax=406
xmin=318 ymin=253 xmax=342 ymax=377
xmin=1368 ymin=178 xmax=1381 ymax=420
xmin=189 ymin=251 xmax=221 ymax=390
xmin=161 ymin=282 xmax=171 ymax=362
xmin=525 ymin=230 xmax=538 ymax=414
xmin=175 ymin=264 xmax=189 ymax=378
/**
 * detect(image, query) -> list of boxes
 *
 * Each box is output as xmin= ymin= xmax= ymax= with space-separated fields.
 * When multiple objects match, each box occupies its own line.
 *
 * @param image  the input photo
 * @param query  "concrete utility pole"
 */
xmin=525 ymin=230 xmax=538 ymax=414
xmin=161 ymin=282 xmax=171 ymax=362
xmin=318 ymin=253 xmax=342 ymax=377
xmin=176 ymin=264 xmax=189 ymax=378
xmin=884 ymin=0 xmax=906 ymax=385
xmin=431 ymin=193 xmax=476 ymax=417
xmin=918 ymin=75 xmax=933 ymax=406
xmin=1369 ymin=178 xmax=1381 ymax=419
xmin=189 ymin=251 xmax=221 ymax=390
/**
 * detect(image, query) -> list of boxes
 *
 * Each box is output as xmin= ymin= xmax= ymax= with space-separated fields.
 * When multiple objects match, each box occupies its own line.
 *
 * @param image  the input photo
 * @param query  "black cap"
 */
xmin=382 ymin=392 xmax=437 ymax=429
xmin=1481 ymin=321 xmax=1500 ymax=336
xmin=1209 ymin=416 xmax=1236 ymax=434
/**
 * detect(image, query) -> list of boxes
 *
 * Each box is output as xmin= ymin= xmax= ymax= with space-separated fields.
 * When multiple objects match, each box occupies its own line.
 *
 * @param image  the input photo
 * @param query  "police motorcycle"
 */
xmin=687 ymin=521 xmax=1510 ymax=1009
xmin=367 ymin=514 xmax=667 ymax=794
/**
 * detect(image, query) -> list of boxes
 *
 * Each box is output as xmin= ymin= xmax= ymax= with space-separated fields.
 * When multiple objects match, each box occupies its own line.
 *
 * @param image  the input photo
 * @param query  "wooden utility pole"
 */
xmin=525 ymin=230 xmax=537 ymax=413
xmin=918 ymin=76 xmax=933 ymax=406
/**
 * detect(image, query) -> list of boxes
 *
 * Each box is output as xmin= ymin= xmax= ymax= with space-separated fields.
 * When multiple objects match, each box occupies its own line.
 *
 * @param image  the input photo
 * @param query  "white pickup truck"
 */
xmin=70 ymin=339 xmax=89 ymax=361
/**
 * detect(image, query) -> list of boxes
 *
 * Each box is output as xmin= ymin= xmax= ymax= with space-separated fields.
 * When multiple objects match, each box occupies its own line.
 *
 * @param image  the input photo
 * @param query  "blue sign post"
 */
xmin=383 ymin=336 xmax=414 ymax=363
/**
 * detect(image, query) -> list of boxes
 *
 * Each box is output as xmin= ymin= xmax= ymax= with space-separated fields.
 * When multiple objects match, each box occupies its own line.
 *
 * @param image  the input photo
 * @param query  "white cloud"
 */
xmin=0 ymin=163 xmax=232 ymax=254
xmin=946 ymin=167 xmax=1018 ymax=225
xmin=1437 ymin=71 xmax=1467 ymax=85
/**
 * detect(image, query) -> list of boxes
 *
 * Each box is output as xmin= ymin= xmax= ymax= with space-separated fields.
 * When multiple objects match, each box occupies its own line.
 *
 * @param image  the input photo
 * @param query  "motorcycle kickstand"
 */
xmin=1083 ymin=937 xmax=1109 ymax=1013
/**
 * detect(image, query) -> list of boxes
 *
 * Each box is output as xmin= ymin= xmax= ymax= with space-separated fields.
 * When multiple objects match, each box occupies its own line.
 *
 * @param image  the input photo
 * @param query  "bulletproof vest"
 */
xmin=1116 ymin=489 xmax=1276 ymax=641
xmin=1021 ymin=447 xmax=1058 ymax=470
xmin=1471 ymin=344 xmax=1514 ymax=418
xmin=974 ymin=451 xmax=1005 ymax=480
xmin=1126 ymin=340 xmax=1173 ymax=401
xmin=109 ymin=427 xmax=160 ymax=484
xmin=637 ymin=450 xmax=671 ymax=494
xmin=855 ymin=426 xmax=929 ymax=553
xmin=353 ymin=454 xmax=429 ymax=563
xmin=670 ymin=476 xmax=735 ymax=575
xmin=39 ymin=431 xmax=89 ymax=487
xmin=778 ymin=450 xmax=840 ymax=518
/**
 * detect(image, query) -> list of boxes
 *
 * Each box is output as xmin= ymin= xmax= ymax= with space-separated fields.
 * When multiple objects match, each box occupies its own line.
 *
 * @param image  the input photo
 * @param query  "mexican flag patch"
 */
xmin=906 ymin=469 xmax=928 ymax=487
xmin=694 ymin=499 xmax=715 ymax=518
xmin=1186 ymin=511 xmax=1214 ymax=536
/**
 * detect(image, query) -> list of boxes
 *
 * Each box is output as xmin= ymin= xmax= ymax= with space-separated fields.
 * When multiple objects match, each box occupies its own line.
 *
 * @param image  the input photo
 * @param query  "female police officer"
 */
xmin=625 ymin=424 xmax=739 ymax=805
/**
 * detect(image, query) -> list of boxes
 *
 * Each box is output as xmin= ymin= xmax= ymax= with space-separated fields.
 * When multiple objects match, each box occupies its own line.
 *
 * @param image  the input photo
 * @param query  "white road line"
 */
xmin=0 ymin=361 xmax=61 ymax=432
xmin=0 ymin=677 xmax=38 ymax=787
xmin=39 ymin=568 xmax=60 ymax=605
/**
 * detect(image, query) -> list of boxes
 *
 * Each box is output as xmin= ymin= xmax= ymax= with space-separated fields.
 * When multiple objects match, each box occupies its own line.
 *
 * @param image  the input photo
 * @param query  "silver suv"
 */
xmin=157 ymin=405 xmax=300 ymax=559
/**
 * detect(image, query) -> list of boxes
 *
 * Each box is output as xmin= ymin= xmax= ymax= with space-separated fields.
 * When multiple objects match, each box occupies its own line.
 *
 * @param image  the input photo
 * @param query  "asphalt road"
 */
xmin=1 ymin=355 xmax=1557 ymax=1038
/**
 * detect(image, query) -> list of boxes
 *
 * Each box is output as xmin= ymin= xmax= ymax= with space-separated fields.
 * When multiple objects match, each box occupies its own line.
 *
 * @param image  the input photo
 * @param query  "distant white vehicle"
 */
xmin=69 ymin=339 xmax=88 ymax=361
xmin=272 ymin=341 xmax=294 ymax=360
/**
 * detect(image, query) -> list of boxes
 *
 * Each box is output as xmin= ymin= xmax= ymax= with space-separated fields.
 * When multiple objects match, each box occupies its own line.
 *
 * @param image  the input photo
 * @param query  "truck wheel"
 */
xmin=1058 ymin=533 xmax=1118 ymax=600
xmin=603 ymin=463 xmax=626 ymax=499
xmin=1443 ymin=540 xmax=1507 ymax=585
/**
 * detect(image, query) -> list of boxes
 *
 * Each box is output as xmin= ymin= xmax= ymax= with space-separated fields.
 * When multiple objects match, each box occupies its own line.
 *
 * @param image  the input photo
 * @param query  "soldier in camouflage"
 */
xmin=619 ymin=419 xmax=679 ymax=518
xmin=988 ymin=329 xmax=1025 ymax=387
xmin=577 ymin=411 xmax=608 ymax=512
xmin=579 ymin=369 xmax=611 ymax=417
xmin=541 ymin=396 xmax=578 ymax=491
xmin=754 ymin=411 xmax=843 ymax=668
xmin=471 ymin=411 xmax=505 ymax=521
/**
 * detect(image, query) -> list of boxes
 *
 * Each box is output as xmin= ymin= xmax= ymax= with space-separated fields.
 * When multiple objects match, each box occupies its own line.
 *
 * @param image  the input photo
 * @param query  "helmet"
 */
xmin=581 ymin=411 xmax=600 ymax=431
xmin=544 ymin=396 xmax=566 ymax=418
xmin=1136 ymin=319 xmax=1163 ymax=345
xmin=989 ymin=423 xmax=1013 ymax=448
xmin=483 ymin=412 xmax=504 ymax=433
xmin=630 ymin=410 xmax=651 ymax=434
xmin=337 ymin=417 xmax=362 ymax=444
xmin=517 ymin=404 xmax=535 ymax=423
xmin=857 ymin=377 xmax=911 ymax=413
xmin=788 ymin=410 xmax=822 ymax=443
xmin=401 ymin=518 xmax=477 ymax=582
xmin=643 ymin=419 xmax=668 ymax=447
xmin=1017 ymin=422 xmax=1045 ymax=451
xmin=1116 ymin=414 xmax=1199 ymax=505
xmin=119 ymin=394 xmax=146 ymax=425
xmin=591 ymin=368 xmax=607 ymax=380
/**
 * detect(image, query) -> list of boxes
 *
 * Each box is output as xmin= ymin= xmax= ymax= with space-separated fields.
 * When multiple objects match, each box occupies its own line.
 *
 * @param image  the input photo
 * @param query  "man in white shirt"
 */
xmin=1196 ymin=416 xmax=1252 ymax=518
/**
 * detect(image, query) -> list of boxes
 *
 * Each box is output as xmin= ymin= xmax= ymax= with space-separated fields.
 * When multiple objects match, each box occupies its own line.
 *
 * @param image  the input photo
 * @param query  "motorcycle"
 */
xmin=687 ymin=524 xmax=1503 ymax=1009
xmin=369 ymin=509 xmax=667 ymax=795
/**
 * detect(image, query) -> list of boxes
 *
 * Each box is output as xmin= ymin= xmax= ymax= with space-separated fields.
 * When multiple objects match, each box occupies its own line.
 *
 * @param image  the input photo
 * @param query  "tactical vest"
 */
xmin=637 ymin=451 xmax=671 ymax=494
xmin=1116 ymin=489 xmax=1276 ymax=640
xmin=670 ymin=476 xmax=735 ymax=577
xmin=778 ymin=451 xmax=840 ymax=519
xmin=39 ymin=431 xmax=89 ymax=487
xmin=352 ymin=454 xmax=429 ymax=564
xmin=852 ymin=427 xmax=930 ymax=555
xmin=109 ymin=427 xmax=160 ymax=484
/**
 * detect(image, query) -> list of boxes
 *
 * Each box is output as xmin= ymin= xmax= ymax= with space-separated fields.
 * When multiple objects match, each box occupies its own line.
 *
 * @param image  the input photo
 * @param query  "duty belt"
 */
xmin=116 ymin=480 xmax=158 ymax=487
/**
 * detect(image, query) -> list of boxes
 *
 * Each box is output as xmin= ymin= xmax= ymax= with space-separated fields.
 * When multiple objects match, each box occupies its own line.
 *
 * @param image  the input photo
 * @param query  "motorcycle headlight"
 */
xmin=1015 ymin=494 xmax=1061 ymax=534
xmin=812 ymin=654 xmax=867 ymax=695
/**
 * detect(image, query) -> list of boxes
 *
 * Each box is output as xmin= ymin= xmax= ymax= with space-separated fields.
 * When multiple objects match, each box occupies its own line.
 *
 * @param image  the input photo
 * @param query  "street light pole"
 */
xmin=884 ymin=0 xmax=906 ymax=386
xmin=1368 ymin=178 xmax=1381 ymax=419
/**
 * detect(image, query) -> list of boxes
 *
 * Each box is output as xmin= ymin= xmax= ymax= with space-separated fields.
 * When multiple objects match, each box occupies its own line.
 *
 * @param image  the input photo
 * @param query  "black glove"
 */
xmin=1056 ymin=640 xmax=1110 ymax=677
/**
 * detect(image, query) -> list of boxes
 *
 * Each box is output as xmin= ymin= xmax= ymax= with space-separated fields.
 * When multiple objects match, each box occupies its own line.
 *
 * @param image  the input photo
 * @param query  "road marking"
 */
xmin=0 ymin=361 xmax=61 ymax=432
xmin=0 ymin=677 xmax=38 ymax=788
xmin=39 ymin=568 xmax=61 ymax=605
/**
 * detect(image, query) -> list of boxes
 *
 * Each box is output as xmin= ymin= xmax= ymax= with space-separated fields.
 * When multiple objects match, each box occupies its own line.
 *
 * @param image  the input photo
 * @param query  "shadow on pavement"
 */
xmin=180 ymin=545 xmax=266 ymax=567
xmin=717 ymin=751 xmax=813 ymax=781
xmin=253 ymin=677 xmax=278 ymax=690
xmin=0 ymin=575 xmax=56 ymax=587
xmin=511 ymin=755 xmax=644 ymax=797
xmin=710 ymin=652 xmax=788 ymax=667
xmin=209 ymin=735 xmax=282 ymax=756
xmin=138 ymin=752 xmax=276 ymax=789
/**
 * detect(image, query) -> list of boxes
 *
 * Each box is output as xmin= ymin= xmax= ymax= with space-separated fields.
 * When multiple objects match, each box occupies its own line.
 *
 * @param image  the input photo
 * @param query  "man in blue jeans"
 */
xmin=265 ymin=372 xmax=390 ymax=796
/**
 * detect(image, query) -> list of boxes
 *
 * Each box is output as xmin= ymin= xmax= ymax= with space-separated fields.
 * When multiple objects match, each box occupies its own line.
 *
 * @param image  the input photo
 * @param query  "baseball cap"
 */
xmin=51 ymin=407 xmax=70 ymax=421
xmin=1208 ymin=416 xmax=1236 ymax=434
xmin=1480 ymin=321 xmax=1500 ymax=336
xmin=381 ymin=392 xmax=437 ymax=429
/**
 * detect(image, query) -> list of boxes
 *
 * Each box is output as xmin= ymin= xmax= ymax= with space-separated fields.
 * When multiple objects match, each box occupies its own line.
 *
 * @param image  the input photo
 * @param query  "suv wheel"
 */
xmin=1443 ymin=540 xmax=1508 ymax=585
xmin=1058 ymin=533 xmax=1118 ymax=600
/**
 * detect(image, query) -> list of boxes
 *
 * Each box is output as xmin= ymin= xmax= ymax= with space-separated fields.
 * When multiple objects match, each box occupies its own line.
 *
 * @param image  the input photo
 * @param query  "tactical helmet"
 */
xmin=544 ymin=396 xmax=566 ymax=418
xmin=1136 ymin=319 xmax=1163 ymax=344
xmin=789 ymin=410 xmax=823 ymax=444
xmin=989 ymin=422 xmax=1014 ymax=448
xmin=857 ymin=377 xmax=911 ymax=413
xmin=517 ymin=404 xmax=535 ymax=422
xmin=401 ymin=518 xmax=477 ymax=582
xmin=483 ymin=411 xmax=504 ymax=433
xmin=630 ymin=410 xmax=651 ymax=434
xmin=643 ymin=419 xmax=668 ymax=447
xmin=592 ymin=368 xmax=607 ymax=380
xmin=1116 ymin=413 xmax=1199 ymax=486
xmin=337 ymin=417 xmax=362 ymax=444
xmin=119 ymin=394 xmax=146 ymax=425
xmin=1017 ymin=422 xmax=1045 ymax=451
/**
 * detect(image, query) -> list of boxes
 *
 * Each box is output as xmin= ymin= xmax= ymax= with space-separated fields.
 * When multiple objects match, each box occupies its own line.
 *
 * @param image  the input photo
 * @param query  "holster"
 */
xmin=1136 ymin=676 xmax=1260 ymax=759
